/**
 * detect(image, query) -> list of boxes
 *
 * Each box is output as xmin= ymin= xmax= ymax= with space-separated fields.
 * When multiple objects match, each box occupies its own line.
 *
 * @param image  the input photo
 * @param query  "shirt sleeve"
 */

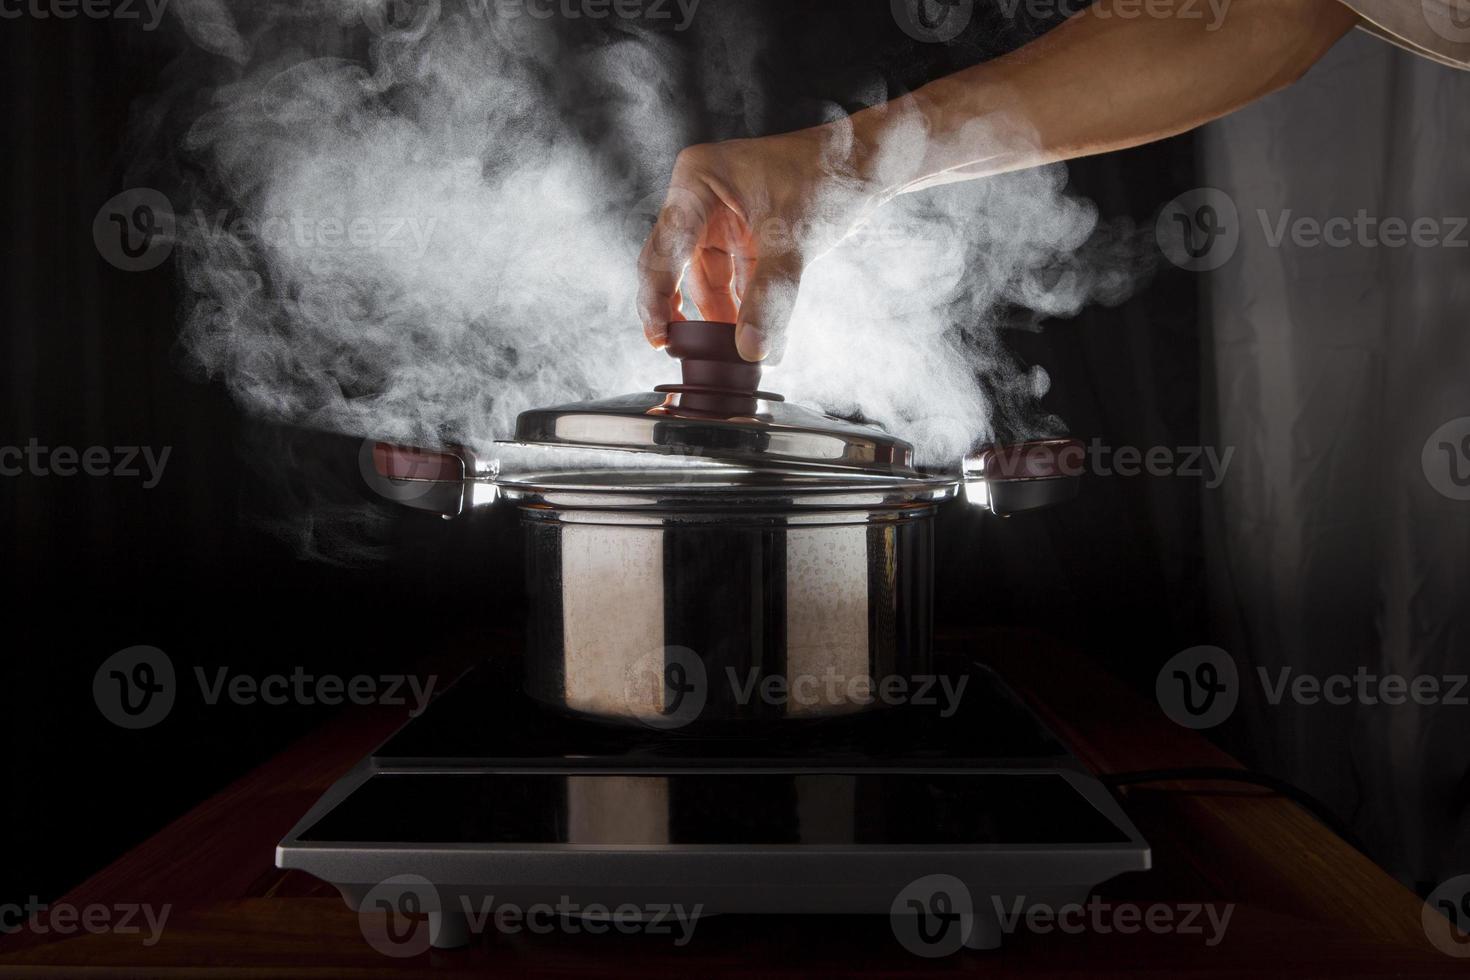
xmin=1337 ymin=0 xmax=1470 ymax=68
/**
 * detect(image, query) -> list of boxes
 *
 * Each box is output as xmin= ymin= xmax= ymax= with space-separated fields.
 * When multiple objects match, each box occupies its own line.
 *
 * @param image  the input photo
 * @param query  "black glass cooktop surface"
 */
xmin=373 ymin=656 xmax=1068 ymax=768
xmin=297 ymin=771 xmax=1128 ymax=845
xmin=282 ymin=655 xmax=1150 ymax=920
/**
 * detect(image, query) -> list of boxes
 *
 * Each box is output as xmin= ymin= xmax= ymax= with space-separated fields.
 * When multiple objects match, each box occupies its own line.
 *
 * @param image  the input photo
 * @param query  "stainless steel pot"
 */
xmin=508 ymin=467 xmax=948 ymax=728
xmin=365 ymin=321 xmax=1082 ymax=729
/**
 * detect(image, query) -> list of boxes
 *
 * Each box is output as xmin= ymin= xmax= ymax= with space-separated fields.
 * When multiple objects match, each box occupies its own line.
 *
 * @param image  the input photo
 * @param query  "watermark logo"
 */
xmin=890 ymin=874 xmax=974 ymax=957
xmin=1424 ymin=874 xmax=1470 ymax=957
xmin=358 ymin=438 xmax=462 ymax=506
xmin=625 ymin=645 xmax=708 ymax=730
xmin=1423 ymin=417 xmax=1470 ymax=501
xmin=891 ymin=0 xmax=973 ymax=42
xmin=92 ymin=647 xmax=439 ymax=728
xmin=1160 ymin=188 xmax=1469 ymax=271
xmin=631 ymin=184 xmax=711 ymax=278
xmin=1422 ymin=0 xmax=1470 ymax=44
xmin=620 ymin=655 xmax=973 ymax=729
xmin=356 ymin=880 xmax=703 ymax=956
xmin=93 ymin=188 xmax=175 ymax=272
xmin=361 ymin=0 xmax=440 ymax=38
xmin=359 ymin=875 xmax=438 ymax=958
xmin=1156 ymin=645 xmax=1238 ymax=730
xmin=93 ymin=645 xmax=175 ymax=730
xmin=1157 ymin=188 xmax=1239 ymax=272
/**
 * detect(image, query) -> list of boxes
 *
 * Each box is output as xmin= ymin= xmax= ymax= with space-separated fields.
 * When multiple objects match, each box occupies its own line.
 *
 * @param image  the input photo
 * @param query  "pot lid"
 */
xmin=503 ymin=321 xmax=919 ymax=478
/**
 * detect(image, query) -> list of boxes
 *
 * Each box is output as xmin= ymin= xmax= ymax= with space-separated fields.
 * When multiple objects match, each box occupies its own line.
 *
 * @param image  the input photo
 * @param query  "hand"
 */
xmin=636 ymin=0 xmax=1355 ymax=364
xmin=636 ymin=126 xmax=887 ymax=363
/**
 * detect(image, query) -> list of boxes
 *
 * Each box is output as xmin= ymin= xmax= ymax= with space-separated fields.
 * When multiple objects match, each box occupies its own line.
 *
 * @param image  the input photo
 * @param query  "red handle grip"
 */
xmin=372 ymin=443 xmax=469 ymax=482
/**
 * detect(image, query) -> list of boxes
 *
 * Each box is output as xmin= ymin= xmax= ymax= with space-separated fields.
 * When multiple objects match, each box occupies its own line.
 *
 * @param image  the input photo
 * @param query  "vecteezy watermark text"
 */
xmin=487 ymin=0 xmax=700 ymax=29
xmin=980 ymin=438 xmax=1235 ymax=487
xmin=362 ymin=0 xmax=702 ymax=38
xmin=1258 ymin=667 xmax=1469 ymax=708
xmin=95 ymin=188 xmax=446 ymax=272
xmin=191 ymin=209 xmax=439 ymax=259
xmin=93 ymin=645 xmax=438 ymax=729
xmin=724 ymin=667 xmax=970 ymax=717
xmin=0 ymin=898 xmax=170 ymax=947
xmin=996 ymin=0 xmax=1231 ymax=29
xmin=193 ymin=666 xmax=438 ymax=713
xmin=1159 ymin=188 xmax=1470 ymax=271
xmin=357 ymin=875 xmax=700 ymax=958
xmin=992 ymin=895 xmax=1234 ymax=946
xmin=894 ymin=0 xmax=1231 ymax=44
xmin=0 ymin=0 xmax=169 ymax=30
xmin=622 ymin=649 xmax=974 ymax=731
xmin=462 ymin=895 xmax=700 ymax=945
xmin=1157 ymin=645 xmax=1470 ymax=729
xmin=1257 ymin=209 xmax=1469 ymax=250
xmin=889 ymin=874 xmax=1233 ymax=958
xmin=0 ymin=440 xmax=170 ymax=488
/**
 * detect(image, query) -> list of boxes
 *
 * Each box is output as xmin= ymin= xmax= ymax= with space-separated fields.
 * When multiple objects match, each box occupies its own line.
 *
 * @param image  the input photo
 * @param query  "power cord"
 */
xmin=1102 ymin=766 xmax=1372 ymax=859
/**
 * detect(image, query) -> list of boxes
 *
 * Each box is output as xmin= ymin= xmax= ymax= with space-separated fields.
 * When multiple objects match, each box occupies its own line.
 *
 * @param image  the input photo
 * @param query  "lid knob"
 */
xmin=656 ymin=320 xmax=780 ymax=417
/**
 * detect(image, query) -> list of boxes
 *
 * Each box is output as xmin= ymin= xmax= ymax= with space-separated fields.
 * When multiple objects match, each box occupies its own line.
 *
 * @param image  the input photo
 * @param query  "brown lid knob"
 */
xmin=656 ymin=320 xmax=779 ymax=417
xmin=664 ymin=320 xmax=762 ymax=394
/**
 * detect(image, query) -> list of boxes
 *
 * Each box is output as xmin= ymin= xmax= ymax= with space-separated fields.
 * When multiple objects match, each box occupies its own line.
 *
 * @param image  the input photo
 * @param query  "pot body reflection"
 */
xmin=564 ymin=773 xmax=862 ymax=844
xmin=521 ymin=505 xmax=937 ymax=728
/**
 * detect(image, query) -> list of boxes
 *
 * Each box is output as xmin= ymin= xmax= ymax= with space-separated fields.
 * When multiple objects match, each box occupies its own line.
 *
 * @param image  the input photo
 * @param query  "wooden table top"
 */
xmin=0 ymin=630 xmax=1457 ymax=977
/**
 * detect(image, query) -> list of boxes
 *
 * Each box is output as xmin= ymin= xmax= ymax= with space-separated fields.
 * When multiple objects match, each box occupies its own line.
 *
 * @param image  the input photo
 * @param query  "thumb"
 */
xmin=735 ymin=252 xmax=803 ymax=364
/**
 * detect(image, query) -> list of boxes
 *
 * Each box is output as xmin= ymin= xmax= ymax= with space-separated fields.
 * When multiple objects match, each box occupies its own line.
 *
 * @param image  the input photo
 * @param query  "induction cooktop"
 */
xmin=277 ymin=655 xmax=1149 ymax=954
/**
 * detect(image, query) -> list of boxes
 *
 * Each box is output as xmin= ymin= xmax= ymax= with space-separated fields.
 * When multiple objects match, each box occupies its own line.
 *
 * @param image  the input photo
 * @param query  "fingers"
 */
xmin=733 ymin=253 xmax=755 ymax=307
xmin=643 ymin=287 xmax=685 ymax=348
xmin=735 ymin=251 xmax=803 ymax=364
xmin=684 ymin=246 xmax=739 ymax=324
xmin=637 ymin=184 xmax=714 ymax=349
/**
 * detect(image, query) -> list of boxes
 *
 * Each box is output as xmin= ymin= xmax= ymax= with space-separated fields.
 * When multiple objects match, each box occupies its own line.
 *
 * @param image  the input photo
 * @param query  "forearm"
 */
xmin=849 ymin=0 xmax=1359 ymax=196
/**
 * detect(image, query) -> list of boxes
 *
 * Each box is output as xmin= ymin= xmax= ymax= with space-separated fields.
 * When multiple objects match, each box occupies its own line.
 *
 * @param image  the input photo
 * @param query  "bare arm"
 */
xmin=866 ymin=0 xmax=1359 ymax=192
xmin=637 ymin=0 xmax=1360 ymax=360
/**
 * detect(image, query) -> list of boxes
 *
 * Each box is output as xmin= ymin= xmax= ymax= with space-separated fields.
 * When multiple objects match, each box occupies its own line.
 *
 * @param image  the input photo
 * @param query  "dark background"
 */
xmin=1 ymin=0 xmax=1203 ymax=910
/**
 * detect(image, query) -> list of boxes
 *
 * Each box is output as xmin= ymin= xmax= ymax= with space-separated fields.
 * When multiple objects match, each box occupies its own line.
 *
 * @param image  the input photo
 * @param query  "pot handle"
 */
xmin=963 ymin=438 xmax=1085 ymax=516
xmin=360 ymin=441 xmax=485 ymax=519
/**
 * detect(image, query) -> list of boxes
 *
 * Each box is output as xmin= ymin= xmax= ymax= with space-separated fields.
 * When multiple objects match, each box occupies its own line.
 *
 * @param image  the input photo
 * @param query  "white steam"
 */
xmin=170 ymin=1 xmax=1140 ymax=473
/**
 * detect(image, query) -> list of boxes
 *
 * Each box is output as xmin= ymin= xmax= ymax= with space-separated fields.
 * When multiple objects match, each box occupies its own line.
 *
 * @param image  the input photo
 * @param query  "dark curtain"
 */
xmin=1201 ymin=30 xmax=1470 ymax=890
